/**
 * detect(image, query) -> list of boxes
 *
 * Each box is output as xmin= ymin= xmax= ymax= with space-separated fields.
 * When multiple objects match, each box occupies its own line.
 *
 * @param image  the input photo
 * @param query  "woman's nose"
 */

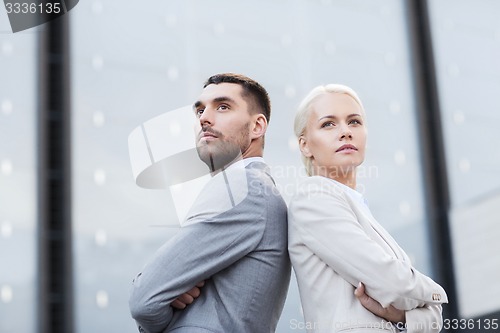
xmin=340 ymin=124 xmax=352 ymax=139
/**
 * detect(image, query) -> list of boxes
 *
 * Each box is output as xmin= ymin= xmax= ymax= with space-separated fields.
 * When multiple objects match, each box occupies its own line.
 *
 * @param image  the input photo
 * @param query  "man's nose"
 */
xmin=199 ymin=108 xmax=214 ymax=125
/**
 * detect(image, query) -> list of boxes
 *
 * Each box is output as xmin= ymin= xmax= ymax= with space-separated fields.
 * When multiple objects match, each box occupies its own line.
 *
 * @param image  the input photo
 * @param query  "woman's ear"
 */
xmin=299 ymin=136 xmax=312 ymax=158
xmin=250 ymin=114 xmax=267 ymax=139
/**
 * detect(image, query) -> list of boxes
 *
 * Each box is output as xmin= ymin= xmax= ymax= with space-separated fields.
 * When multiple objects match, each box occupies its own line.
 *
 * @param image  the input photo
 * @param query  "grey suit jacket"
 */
xmin=129 ymin=161 xmax=291 ymax=333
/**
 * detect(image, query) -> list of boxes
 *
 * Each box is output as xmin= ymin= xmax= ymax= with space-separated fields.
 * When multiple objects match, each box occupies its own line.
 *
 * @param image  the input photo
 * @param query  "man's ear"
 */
xmin=250 ymin=114 xmax=267 ymax=140
xmin=298 ymin=136 xmax=312 ymax=158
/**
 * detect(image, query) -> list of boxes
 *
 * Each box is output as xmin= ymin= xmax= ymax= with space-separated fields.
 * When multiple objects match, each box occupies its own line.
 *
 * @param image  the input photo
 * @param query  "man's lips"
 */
xmin=336 ymin=144 xmax=358 ymax=152
xmin=198 ymin=131 xmax=218 ymax=141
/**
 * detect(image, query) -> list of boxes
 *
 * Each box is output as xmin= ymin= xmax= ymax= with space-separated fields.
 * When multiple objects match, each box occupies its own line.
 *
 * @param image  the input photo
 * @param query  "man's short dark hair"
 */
xmin=204 ymin=73 xmax=271 ymax=123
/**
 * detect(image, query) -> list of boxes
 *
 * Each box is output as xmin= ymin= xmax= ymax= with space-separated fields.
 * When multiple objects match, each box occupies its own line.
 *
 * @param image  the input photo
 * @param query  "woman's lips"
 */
xmin=336 ymin=144 xmax=358 ymax=153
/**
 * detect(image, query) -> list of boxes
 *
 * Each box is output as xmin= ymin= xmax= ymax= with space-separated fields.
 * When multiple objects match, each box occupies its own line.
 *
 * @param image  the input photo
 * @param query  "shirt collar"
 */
xmin=217 ymin=156 xmax=266 ymax=174
xmin=242 ymin=156 xmax=265 ymax=167
xmin=328 ymin=178 xmax=368 ymax=208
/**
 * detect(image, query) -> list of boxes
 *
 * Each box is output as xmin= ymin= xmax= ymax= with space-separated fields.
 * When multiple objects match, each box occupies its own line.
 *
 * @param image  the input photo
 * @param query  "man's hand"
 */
xmin=171 ymin=281 xmax=205 ymax=310
xmin=354 ymin=282 xmax=405 ymax=324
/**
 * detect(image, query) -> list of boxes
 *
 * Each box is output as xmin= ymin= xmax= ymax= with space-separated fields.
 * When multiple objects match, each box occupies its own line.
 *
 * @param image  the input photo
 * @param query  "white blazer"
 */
xmin=288 ymin=176 xmax=448 ymax=333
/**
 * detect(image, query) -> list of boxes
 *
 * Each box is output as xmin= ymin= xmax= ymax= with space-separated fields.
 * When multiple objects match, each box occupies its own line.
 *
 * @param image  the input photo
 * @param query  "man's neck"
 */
xmin=209 ymin=154 xmax=265 ymax=177
xmin=209 ymin=155 xmax=244 ymax=177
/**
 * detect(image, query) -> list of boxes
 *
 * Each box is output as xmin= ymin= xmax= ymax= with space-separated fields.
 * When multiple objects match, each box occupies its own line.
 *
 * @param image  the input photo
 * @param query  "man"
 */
xmin=129 ymin=73 xmax=291 ymax=333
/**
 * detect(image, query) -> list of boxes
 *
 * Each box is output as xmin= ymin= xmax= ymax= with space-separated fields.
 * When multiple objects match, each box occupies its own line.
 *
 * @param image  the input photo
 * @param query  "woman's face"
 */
xmin=300 ymin=92 xmax=367 ymax=178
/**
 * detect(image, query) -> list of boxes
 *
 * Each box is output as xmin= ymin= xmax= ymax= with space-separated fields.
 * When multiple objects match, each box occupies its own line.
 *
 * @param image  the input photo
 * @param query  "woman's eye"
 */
xmin=349 ymin=119 xmax=362 ymax=125
xmin=321 ymin=121 xmax=335 ymax=128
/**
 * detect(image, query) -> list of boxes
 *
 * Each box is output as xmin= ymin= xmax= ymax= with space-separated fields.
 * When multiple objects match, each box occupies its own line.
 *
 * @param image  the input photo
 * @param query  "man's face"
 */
xmin=193 ymin=83 xmax=253 ymax=171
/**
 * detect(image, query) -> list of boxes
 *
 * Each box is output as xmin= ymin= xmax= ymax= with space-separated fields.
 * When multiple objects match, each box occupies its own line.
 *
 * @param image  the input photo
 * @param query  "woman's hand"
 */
xmin=354 ymin=282 xmax=406 ymax=324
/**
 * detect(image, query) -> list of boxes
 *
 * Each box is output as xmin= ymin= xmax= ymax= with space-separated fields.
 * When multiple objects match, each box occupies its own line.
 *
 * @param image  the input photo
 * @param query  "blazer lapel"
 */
xmin=347 ymin=195 xmax=407 ymax=261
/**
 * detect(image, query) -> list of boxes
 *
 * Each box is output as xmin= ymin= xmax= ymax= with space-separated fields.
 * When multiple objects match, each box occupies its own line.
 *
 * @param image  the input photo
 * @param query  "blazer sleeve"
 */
xmin=405 ymin=304 xmax=443 ymax=333
xmin=289 ymin=181 xmax=447 ymax=310
xmin=129 ymin=188 xmax=267 ymax=333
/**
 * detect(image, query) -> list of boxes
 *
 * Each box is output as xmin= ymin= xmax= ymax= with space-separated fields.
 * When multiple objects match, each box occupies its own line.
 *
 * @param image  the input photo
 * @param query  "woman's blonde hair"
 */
xmin=294 ymin=84 xmax=365 ymax=176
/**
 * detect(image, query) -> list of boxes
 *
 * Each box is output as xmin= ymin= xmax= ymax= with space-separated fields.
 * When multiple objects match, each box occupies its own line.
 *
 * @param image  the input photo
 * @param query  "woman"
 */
xmin=288 ymin=84 xmax=448 ymax=333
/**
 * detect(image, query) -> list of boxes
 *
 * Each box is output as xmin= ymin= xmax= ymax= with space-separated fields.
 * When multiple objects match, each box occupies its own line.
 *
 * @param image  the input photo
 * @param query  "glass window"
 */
xmin=0 ymin=14 xmax=36 ymax=333
xmin=71 ymin=1 xmax=434 ymax=331
xmin=429 ymin=0 xmax=500 ymax=319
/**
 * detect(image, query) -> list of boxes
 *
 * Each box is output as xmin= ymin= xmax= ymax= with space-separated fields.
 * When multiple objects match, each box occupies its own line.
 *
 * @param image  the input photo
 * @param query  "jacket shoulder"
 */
xmin=292 ymin=176 xmax=346 ymax=201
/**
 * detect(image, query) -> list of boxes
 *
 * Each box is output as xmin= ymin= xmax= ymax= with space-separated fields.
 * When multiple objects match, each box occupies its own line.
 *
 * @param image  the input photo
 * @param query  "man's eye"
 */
xmin=217 ymin=105 xmax=229 ymax=111
xmin=196 ymin=109 xmax=205 ymax=116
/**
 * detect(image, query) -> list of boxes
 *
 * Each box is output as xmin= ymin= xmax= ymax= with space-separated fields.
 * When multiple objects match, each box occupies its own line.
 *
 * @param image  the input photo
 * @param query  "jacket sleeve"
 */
xmin=129 ymin=186 xmax=266 ymax=333
xmin=289 ymin=180 xmax=447 ymax=310
xmin=405 ymin=304 xmax=443 ymax=333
